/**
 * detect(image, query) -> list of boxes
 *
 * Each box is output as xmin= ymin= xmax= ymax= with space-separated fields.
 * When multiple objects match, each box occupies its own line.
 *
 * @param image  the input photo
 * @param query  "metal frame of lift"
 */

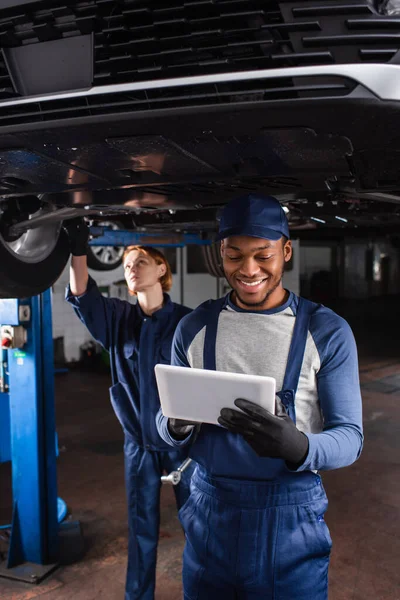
xmin=0 ymin=291 xmax=83 ymax=584
xmin=88 ymin=227 xmax=212 ymax=248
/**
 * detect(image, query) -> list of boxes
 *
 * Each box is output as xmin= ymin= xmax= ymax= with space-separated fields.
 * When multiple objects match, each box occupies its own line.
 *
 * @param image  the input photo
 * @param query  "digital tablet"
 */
xmin=155 ymin=364 xmax=276 ymax=425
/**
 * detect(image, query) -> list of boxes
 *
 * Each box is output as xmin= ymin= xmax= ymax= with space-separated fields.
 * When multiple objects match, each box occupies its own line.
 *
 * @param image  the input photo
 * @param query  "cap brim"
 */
xmin=215 ymin=225 xmax=285 ymax=242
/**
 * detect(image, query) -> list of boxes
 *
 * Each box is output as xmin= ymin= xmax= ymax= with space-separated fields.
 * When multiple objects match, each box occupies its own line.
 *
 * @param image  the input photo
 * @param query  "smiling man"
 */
xmin=156 ymin=193 xmax=363 ymax=600
xmin=222 ymin=235 xmax=291 ymax=308
xmin=219 ymin=195 xmax=292 ymax=311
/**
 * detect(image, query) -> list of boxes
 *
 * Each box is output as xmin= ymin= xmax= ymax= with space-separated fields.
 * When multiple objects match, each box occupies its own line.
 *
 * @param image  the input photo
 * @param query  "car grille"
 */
xmin=0 ymin=0 xmax=398 ymax=122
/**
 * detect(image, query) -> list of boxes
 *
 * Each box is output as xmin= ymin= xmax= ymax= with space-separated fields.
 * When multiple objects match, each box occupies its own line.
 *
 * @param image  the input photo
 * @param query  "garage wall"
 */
xmin=342 ymin=239 xmax=400 ymax=299
xmin=300 ymin=245 xmax=332 ymax=279
xmin=298 ymin=238 xmax=400 ymax=301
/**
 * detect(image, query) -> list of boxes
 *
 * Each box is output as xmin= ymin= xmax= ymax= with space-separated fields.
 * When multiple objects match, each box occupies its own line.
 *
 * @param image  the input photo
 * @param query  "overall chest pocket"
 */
xmin=118 ymin=341 xmax=140 ymax=383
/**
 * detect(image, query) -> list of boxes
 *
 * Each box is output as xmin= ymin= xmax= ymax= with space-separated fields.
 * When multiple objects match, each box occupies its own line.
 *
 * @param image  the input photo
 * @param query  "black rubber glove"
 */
xmin=218 ymin=398 xmax=309 ymax=468
xmin=63 ymin=217 xmax=90 ymax=256
xmin=168 ymin=418 xmax=199 ymax=440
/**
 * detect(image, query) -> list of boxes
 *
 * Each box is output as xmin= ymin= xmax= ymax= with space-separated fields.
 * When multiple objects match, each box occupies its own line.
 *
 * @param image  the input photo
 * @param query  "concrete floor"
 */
xmin=1 ymin=309 xmax=400 ymax=599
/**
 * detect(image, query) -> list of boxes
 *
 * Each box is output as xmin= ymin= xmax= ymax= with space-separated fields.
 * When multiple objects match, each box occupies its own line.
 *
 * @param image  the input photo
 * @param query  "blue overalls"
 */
xmin=66 ymin=277 xmax=194 ymax=600
xmin=179 ymin=296 xmax=332 ymax=600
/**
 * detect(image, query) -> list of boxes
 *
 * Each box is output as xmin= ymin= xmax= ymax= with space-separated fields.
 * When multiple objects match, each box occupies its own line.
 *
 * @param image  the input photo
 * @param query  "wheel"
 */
xmin=0 ymin=218 xmax=70 ymax=298
xmin=87 ymin=221 xmax=125 ymax=271
xmin=201 ymin=243 xmax=224 ymax=278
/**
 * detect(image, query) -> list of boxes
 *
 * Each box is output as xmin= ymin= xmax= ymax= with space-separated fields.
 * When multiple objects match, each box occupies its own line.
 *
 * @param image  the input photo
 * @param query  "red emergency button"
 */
xmin=1 ymin=337 xmax=12 ymax=348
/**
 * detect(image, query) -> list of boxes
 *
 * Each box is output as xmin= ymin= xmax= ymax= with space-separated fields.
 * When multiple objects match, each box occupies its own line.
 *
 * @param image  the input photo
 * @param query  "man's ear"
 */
xmin=220 ymin=240 xmax=224 ymax=258
xmin=284 ymin=239 xmax=292 ymax=263
xmin=159 ymin=264 xmax=167 ymax=277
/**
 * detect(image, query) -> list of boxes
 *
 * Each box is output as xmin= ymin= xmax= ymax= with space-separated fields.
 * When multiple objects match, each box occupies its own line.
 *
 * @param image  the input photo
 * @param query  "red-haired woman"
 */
xmin=65 ymin=219 xmax=192 ymax=600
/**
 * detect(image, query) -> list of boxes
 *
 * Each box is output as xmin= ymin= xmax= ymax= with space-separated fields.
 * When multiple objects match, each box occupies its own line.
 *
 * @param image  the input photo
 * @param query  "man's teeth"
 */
xmin=239 ymin=279 xmax=265 ymax=286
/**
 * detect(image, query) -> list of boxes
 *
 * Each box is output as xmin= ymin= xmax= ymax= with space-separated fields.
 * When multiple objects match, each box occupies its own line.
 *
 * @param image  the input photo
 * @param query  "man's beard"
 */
xmin=231 ymin=273 xmax=283 ymax=308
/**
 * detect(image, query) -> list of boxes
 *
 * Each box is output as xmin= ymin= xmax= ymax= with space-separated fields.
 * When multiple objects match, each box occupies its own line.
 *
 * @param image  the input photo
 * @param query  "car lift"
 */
xmin=0 ymin=291 xmax=83 ymax=583
xmin=0 ymin=228 xmax=203 ymax=584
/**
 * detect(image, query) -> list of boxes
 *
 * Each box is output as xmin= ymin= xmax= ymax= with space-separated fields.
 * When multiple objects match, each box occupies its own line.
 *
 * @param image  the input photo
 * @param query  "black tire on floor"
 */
xmin=0 ymin=228 xmax=70 ymax=298
xmin=201 ymin=243 xmax=224 ymax=278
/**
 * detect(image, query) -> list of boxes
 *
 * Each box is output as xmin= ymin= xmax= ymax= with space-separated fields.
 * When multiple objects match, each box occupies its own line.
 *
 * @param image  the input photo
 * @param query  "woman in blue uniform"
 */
xmin=65 ymin=218 xmax=192 ymax=600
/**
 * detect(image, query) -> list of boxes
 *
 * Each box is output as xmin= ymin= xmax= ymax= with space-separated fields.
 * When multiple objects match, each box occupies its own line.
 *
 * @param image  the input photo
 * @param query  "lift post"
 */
xmin=0 ymin=291 xmax=81 ymax=584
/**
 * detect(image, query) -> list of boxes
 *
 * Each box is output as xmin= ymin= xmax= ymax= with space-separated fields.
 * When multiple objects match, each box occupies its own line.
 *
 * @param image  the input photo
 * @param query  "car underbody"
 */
xmin=0 ymin=0 xmax=400 ymax=296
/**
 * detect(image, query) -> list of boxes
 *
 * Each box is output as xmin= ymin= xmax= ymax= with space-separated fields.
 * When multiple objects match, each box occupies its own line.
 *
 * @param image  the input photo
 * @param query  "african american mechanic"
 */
xmin=156 ymin=194 xmax=363 ymax=600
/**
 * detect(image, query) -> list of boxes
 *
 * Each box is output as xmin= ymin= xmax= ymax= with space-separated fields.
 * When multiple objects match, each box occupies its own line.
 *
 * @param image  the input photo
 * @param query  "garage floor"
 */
xmin=1 ymin=307 xmax=400 ymax=600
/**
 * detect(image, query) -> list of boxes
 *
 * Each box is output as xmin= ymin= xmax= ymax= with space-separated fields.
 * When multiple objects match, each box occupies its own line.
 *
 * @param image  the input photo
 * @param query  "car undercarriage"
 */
xmin=0 ymin=0 xmax=400 ymax=296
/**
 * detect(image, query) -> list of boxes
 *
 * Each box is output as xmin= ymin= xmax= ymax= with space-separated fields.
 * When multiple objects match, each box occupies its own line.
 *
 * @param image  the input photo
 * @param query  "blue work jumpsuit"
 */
xmin=157 ymin=295 xmax=360 ymax=600
xmin=66 ymin=277 xmax=193 ymax=600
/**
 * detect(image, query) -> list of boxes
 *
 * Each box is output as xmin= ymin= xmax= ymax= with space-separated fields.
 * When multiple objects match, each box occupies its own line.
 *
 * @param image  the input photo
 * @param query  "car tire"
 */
xmin=201 ymin=243 xmax=224 ymax=278
xmin=0 ymin=226 xmax=70 ymax=298
xmin=87 ymin=221 xmax=125 ymax=271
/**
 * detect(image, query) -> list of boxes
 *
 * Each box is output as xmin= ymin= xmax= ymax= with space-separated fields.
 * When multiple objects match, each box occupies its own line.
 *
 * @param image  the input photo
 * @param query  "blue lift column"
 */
xmin=0 ymin=291 xmax=60 ymax=583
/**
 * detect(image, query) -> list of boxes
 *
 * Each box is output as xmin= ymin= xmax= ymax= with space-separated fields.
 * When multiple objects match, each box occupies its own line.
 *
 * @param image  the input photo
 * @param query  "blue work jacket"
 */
xmin=66 ymin=276 xmax=192 ymax=450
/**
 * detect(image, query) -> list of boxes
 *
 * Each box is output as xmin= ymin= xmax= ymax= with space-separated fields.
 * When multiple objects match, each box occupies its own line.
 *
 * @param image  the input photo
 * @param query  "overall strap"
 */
xmin=281 ymin=297 xmax=316 ymax=394
xmin=203 ymin=296 xmax=227 ymax=371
